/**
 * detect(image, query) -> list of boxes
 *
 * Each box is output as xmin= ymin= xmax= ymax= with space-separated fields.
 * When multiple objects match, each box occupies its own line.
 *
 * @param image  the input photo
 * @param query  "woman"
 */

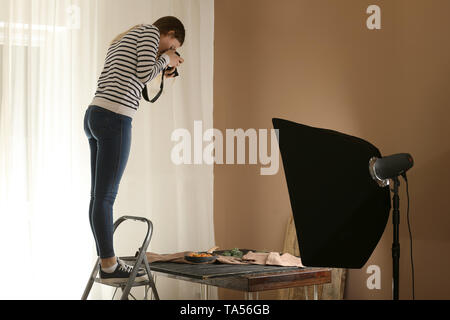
xmin=83 ymin=16 xmax=185 ymax=283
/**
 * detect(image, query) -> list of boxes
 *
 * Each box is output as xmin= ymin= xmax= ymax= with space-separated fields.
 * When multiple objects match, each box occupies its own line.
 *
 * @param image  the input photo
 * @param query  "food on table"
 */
xmin=207 ymin=246 xmax=219 ymax=253
xmin=188 ymin=252 xmax=213 ymax=257
xmin=221 ymin=248 xmax=243 ymax=258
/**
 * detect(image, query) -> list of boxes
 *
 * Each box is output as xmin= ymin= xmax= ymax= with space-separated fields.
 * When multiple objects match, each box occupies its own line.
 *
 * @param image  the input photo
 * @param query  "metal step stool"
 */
xmin=81 ymin=215 xmax=160 ymax=300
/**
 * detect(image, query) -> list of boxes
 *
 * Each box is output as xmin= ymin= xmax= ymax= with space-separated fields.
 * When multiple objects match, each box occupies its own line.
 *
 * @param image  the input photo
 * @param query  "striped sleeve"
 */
xmin=136 ymin=25 xmax=170 ymax=84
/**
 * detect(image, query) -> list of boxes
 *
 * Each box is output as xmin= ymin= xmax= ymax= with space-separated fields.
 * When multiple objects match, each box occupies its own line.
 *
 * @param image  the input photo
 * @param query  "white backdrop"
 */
xmin=0 ymin=0 xmax=215 ymax=299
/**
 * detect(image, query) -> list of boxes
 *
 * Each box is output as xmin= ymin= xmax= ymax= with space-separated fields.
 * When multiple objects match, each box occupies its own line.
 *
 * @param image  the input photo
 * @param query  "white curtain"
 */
xmin=0 ymin=0 xmax=215 ymax=300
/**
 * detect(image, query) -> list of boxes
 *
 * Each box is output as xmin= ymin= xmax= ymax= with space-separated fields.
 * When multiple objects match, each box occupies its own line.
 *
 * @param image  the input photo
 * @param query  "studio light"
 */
xmin=369 ymin=153 xmax=414 ymax=186
xmin=272 ymin=118 xmax=414 ymax=300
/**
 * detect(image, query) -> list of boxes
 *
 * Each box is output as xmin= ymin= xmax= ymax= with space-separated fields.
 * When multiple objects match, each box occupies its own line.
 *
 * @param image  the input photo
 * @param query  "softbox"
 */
xmin=272 ymin=118 xmax=391 ymax=268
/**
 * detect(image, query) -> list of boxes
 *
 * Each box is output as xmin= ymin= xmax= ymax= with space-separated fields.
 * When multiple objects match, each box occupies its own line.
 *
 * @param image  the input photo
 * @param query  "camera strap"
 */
xmin=142 ymin=69 xmax=166 ymax=103
xmin=142 ymin=51 xmax=180 ymax=103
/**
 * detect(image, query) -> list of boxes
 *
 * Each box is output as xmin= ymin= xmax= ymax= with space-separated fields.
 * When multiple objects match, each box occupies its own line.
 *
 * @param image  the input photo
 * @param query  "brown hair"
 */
xmin=110 ymin=16 xmax=185 ymax=46
xmin=152 ymin=16 xmax=185 ymax=46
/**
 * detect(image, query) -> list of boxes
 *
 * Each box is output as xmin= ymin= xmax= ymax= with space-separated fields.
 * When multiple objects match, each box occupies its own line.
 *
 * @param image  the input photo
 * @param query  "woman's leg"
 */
xmin=88 ymin=138 xmax=101 ymax=256
xmin=87 ymin=106 xmax=132 ymax=263
xmin=84 ymin=108 xmax=100 ymax=257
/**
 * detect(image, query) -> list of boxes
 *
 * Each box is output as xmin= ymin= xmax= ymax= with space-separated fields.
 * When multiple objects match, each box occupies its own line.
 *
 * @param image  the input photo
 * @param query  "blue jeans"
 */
xmin=83 ymin=105 xmax=132 ymax=259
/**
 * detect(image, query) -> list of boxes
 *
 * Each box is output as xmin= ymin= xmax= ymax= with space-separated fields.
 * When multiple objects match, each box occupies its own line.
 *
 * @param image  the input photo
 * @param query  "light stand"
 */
xmin=391 ymin=176 xmax=400 ymax=300
xmin=370 ymin=154 xmax=413 ymax=300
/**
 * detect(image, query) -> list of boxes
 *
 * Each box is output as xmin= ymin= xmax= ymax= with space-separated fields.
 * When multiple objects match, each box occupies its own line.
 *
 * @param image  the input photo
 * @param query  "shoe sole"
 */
xmin=99 ymin=274 xmax=148 ymax=285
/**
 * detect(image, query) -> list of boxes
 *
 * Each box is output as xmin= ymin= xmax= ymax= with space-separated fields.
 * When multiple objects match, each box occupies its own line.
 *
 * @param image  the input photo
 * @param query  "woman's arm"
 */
xmin=136 ymin=24 xmax=170 ymax=84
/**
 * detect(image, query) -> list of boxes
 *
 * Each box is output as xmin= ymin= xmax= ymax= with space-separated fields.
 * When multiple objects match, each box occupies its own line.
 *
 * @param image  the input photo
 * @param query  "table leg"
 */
xmin=245 ymin=291 xmax=259 ymax=300
xmin=304 ymin=286 xmax=318 ymax=300
xmin=200 ymin=284 xmax=209 ymax=300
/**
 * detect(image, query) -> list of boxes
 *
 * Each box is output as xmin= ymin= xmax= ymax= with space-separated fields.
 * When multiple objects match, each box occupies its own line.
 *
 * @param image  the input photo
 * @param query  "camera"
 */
xmin=165 ymin=51 xmax=181 ymax=77
xmin=142 ymin=51 xmax=181 ymax=103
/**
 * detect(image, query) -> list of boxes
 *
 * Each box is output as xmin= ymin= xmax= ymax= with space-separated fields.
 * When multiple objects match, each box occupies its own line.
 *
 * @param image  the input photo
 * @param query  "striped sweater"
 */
xmin=89 ymin=24 xmax=171 ymax=119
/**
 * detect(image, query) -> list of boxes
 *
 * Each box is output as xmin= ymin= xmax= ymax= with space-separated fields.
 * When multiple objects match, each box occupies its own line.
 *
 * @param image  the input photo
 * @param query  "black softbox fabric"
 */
xmin=272 ymin=118 xmax=391 ymax=268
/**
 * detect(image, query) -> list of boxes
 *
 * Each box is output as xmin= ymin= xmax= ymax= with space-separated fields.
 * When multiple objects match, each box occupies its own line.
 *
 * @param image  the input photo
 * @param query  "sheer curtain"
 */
xmin=0 ymin=0 xmax=214 ymax=299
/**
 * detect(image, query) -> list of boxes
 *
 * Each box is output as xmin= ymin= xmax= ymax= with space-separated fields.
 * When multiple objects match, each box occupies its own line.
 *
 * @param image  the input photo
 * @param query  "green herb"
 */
xmin=221 ymin=248 xmax=243 ymax=258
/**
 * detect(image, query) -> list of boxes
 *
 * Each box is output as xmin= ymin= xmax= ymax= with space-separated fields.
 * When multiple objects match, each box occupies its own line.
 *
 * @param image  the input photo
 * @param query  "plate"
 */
xmin=213 ymin=248 xmax=255 ymax=256
xmin=185 ymin=252 xmax=217 ymax=263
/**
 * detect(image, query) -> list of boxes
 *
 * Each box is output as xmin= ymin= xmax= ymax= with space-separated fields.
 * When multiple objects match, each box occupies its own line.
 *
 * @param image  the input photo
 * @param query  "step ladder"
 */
xmin=81 ymin=215 xmax=160 ymax=300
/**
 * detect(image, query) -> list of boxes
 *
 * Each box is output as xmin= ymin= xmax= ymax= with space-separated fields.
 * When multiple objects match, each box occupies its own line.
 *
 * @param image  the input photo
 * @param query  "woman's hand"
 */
xmin=165 ymin=49 xmax=184 ymax=67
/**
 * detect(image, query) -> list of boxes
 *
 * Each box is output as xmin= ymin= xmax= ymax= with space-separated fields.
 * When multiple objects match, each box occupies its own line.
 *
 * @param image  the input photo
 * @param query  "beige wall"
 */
xmin=214 ymin=0 xmax=450 ymax=300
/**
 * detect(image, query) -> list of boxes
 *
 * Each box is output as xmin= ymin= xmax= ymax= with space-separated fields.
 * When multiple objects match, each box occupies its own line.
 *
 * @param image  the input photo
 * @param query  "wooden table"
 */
xmin=146 ymin=261 xmax=332 ymax=300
